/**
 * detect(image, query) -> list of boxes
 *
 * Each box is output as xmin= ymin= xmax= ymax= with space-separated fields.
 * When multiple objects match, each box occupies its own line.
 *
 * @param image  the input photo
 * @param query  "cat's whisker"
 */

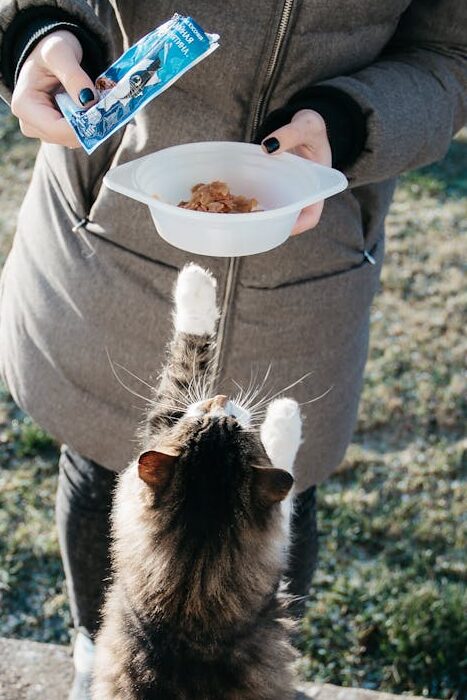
xmin=231 ymin=378 xmax=245 ymax=407
xmin=247 ymin=371 xmax=314 ymax=415
xmin=248 ymin=408 xmax=268 ymax=420
xmin=242 ymin=366 xmax=272 ymax=412
xmin=247 ymin=382 xmax=332 ymax=430
xmin=186 ymin=355 xmax=217 ymax=407
xmin=186 ymin=376 xmax=196 ymax=405
xmin=241 ymin=368 xmax=257 ymax=408
xmin=201 ymin=371 xmax=212 ymax=401
xmin=108 ymin=353 xmax=194 ymax=414
xmin=243 ymin=373 xmax=261 ymax=410
xmin=151 ymin=399 xmax=187 ymax=413
xmin=150 ymin=388 xmax=191 ymax=410
xmin=230 ymin=364 xmax=271 ymax=416
xmin=190 ymin=350 xmax=209 ymax=404
xmin=191 ymin=354 xmax=200 ymax=398
xmin=151 ymin=386 xmax=192 ymax=411
xmin=165 ymin=377 xmax=197 ymax=407
xmin=203 ymin=357 xmax=217 ymax=399
xmin=298 ymin=384 xmax=334 ymax=405
xmin=231 ymin=378 xmax=243 ymax=392
xmin=110 ymin=360 xmax=189 ymax=415
xmin=198 ymin=365 xmax=210 ymax=402
xmin=241 ymin=365 xmax=275 ymax=412
xmin=252 ymin=364 xmax=272 ymax=400
xmin=150 ymin=388 xmax=189 ymax=406
xmin=111 ymin=361 xmax=156 ymax=393
xmin=195 ymin=374 xmax=206 ymax=403
xmin=248 ymin=418 xmax=268 ymax=430
xmin=106 ymin=350 xmax=153 ymax=404
xmin=188 ymin=355 xmax=199 ymax=403
xmin=244 ymin=388 xmax=275 ymax=416
xmin=249 ymin=397 xmax=270 ymax=412
xmin=246 ymin=419 xmax=264 ymax=429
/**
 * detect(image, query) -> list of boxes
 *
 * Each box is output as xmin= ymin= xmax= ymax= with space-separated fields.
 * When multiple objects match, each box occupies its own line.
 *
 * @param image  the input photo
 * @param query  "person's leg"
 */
xmin=55 ymin=446 xmax=117 ymax=699
xmin=286 ymin=485 xmax=319 ymax=617
xmin=55 ymin=445 xmax=117 ymax=639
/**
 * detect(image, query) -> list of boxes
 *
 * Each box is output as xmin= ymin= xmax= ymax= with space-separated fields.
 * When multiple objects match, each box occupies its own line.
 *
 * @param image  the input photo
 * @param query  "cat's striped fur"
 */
xmin=92 ymin=264 xmax=302 ymax=699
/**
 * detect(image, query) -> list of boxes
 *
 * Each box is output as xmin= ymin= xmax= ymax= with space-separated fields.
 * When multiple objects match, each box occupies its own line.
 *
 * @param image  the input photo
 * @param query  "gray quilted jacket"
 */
xmin=0 ymin=0 xmax=465 ymax=490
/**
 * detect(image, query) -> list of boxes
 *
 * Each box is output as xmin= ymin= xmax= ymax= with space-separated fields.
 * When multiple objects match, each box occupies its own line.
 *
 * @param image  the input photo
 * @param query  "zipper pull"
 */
xmin=363 ymin=249 xmax=376 ymax=265
xmin=72 ymin=217 xmax=88 ymax=233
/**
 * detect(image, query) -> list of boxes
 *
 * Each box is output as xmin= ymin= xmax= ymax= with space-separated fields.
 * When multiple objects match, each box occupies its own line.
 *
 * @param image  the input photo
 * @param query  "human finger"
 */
xmin=16 ymin=94 xmax=80 ymax=146
xmin=291 ymin=202 xmax=324 ymax=236
xmin=39 ymin=32 xmax=97 ymax=107
xmin=261 ymin=109 xmax=331 ymax=166
xmin=18 ymin=119 xmax=42 ymax=139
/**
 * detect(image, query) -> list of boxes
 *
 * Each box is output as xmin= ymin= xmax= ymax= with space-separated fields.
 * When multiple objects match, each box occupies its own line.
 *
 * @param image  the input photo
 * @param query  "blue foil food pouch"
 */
xmin=55 ymin=14 xmax=219 ymax=154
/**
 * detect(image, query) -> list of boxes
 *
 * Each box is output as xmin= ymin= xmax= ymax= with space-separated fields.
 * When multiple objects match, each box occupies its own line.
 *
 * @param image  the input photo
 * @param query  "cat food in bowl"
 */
xmin=103 ymin=141 xmax=348 ymax=257
xmin=178 ymin=181 xmax=259 ymax=213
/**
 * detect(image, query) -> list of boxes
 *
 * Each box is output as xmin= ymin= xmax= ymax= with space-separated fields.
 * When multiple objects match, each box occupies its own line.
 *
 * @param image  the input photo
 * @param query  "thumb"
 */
xmin=41 ymin=33 xmax=97 ymax=107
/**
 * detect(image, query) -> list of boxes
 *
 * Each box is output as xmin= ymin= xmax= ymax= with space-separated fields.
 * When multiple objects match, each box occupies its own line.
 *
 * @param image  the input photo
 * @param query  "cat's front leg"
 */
xmin=147 ymin=264 xmax=219 ymax=432
xmin=173 ymin=263 xmax=219 ymax=336
xmin=260 ymin=398 xmax=302 ymax=533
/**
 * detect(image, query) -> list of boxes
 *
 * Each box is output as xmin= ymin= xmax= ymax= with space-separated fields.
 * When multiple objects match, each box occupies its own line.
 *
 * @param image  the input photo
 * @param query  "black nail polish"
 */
xmin=262 ymin=137 xmax=280 ymax=154
xmin=79 ymin=88 xmax=95 ymax=106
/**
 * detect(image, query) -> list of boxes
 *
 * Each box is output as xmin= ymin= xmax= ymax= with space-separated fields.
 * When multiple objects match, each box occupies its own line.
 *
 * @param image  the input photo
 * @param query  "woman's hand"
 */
xmin=11 ymin=30 xmax=96 ymax=148
xmin=261 ymin=109 xmax=332 ymax=235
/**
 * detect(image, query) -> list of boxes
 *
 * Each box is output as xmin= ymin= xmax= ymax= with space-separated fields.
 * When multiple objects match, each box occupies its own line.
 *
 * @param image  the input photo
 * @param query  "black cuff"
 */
xmin=1 ymin=6 xmax=108 ymax=91
xmin=255 ymin=86 xmax=367 ymax=170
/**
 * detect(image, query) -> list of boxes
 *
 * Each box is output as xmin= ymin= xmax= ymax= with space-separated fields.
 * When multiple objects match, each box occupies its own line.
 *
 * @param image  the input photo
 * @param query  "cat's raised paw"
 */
xmin=174 ymin=264 xmax=219 ymax=335
xmin=260 ymin=398 xmax=302 ymax=472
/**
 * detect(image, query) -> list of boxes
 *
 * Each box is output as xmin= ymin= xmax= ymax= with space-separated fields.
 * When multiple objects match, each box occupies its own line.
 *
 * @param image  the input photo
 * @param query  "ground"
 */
xmin=0 ymin=104 xmax=465 ymax=699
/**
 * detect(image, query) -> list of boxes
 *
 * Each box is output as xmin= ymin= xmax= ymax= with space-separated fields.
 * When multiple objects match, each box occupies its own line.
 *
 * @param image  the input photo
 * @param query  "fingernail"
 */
xmin=262 ymin=137 xmax=280 ymax=154
xmin=79 ymin=88 xmax=95 ymax=106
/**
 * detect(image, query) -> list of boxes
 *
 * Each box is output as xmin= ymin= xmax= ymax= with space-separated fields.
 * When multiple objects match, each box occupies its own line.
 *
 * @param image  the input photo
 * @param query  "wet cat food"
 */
xmin=178 ymin=181 xmax=259 ymax=213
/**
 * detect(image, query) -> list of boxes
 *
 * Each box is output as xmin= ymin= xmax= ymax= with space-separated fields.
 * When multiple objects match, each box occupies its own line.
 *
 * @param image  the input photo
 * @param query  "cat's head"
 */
xmin=136 ymin=395 xmax=294 ymax=541
xmin=112 ymin=394 xmax=300 ymax=620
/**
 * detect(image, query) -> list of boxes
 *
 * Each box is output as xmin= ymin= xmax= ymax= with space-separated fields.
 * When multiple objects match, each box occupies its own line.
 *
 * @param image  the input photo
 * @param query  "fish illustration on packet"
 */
xmin=56 ymin=14 xmax=219 ymax=154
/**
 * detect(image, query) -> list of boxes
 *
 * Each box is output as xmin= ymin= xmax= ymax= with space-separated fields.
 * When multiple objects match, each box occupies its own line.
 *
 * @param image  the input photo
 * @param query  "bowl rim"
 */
xmin=104 ymin=141 xmax=348 ymax=221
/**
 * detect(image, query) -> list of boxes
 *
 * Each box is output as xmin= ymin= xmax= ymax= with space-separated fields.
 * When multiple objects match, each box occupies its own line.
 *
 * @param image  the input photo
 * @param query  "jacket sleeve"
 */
xmin=255 ymin=86 xmax=367 ymax=171
xmin=317 ymin=0 xmax=467 ymax=186
xmin=0 ymin=0 xmax=114 ymax=102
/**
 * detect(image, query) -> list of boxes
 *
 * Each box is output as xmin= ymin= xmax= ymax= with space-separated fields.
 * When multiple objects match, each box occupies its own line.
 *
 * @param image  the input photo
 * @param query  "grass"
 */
xmin=0 ymin=102 xmax=465 ymax=698
xmin=298 ymin=132 xmax=467 ymax=699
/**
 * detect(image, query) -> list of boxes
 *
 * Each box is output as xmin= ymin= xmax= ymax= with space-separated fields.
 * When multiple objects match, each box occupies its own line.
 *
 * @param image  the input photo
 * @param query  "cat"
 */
xmin=92 ymin=263 xmax=303 ymax=699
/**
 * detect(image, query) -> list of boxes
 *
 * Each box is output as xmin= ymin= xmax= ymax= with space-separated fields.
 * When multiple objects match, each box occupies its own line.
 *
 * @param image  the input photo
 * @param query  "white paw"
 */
xmin=260 ymin=398 xmax=302 ymax=472
xmin=174 ymin=264 xmax=219 ymax=335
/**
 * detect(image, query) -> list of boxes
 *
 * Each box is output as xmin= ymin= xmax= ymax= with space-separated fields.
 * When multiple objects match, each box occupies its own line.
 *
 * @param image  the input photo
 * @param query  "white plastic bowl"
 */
xmin=104 ymin=141 xmax=347 ymax=257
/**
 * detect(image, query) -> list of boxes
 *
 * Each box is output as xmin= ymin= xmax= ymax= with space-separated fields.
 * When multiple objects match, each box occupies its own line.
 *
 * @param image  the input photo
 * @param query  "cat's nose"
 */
xmin=211 ymin=394 xmax=228 ymax=411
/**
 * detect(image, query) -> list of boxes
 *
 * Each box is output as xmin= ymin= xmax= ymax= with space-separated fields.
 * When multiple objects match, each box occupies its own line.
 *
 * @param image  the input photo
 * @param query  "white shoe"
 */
xmin=69 ymin=630 xmax=94 ymax=700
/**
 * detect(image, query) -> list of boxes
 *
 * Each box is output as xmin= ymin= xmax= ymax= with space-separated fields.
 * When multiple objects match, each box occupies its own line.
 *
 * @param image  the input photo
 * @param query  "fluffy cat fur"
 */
xmin=92 ymin=264 xmax=303 ymax=699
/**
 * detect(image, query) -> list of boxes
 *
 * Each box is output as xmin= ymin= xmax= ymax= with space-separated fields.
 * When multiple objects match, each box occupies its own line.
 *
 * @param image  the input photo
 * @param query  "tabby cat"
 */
xmin=92 ymin=264 xmax=303 ymax=699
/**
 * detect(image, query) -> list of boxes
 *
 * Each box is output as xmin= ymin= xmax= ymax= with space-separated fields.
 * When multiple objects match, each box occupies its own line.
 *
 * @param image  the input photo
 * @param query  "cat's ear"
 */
xmin=138 ymin=451 xmax=176 ymax=490
xmin=252 ymin=466 xmax=294 ymax=505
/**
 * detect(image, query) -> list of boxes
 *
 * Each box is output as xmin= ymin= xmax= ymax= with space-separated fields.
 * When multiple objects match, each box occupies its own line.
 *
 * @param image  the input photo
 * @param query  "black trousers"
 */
xmin=56 ymin=445 xmax=319 ymax=639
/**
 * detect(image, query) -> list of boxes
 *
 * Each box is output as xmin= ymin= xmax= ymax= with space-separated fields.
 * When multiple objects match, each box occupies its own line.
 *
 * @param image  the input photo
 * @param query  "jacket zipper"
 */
xmin=210 ymin=0 xmax=295 ymax=388
xmin=250 ymin=0 xmax=295 ymax=135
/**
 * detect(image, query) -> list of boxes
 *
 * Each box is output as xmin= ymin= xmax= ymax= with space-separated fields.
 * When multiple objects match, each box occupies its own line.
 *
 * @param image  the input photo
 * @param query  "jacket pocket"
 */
xmin=241 ymin=189 xmax=370 ymax=289
xmin=40 ymin=128 xmax=126 ymax=233
xmin=86 ymin=125 xmax=133 ymax=224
